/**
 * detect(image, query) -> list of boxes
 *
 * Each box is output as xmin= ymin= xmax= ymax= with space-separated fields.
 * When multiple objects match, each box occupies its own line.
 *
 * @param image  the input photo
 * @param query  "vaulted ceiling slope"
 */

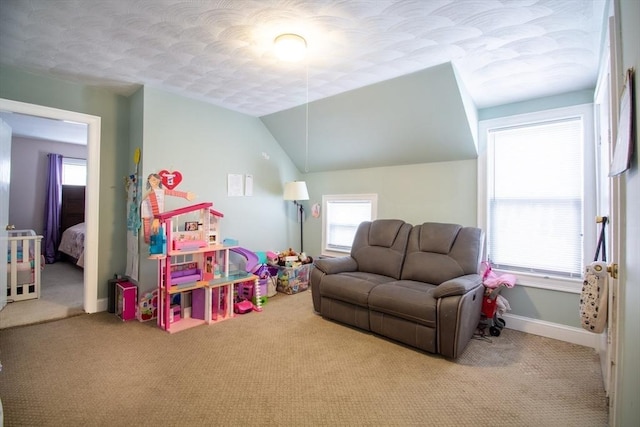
xmin=261 ymin=62 xmax=478 ymax=172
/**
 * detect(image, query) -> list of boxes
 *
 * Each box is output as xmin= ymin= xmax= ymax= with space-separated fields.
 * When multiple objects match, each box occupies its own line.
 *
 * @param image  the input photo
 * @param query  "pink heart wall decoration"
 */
xmin=159 ymin=170 xmax=183 ymax=189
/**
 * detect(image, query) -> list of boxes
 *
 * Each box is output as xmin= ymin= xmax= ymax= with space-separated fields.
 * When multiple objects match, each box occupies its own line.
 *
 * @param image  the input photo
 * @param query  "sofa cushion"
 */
xmin=418 ymin=223 xmax=462 ymax=254
xmin=402 ymin=252 xmax=466 ymax=285
xmin=369 ymin=219 xmax=405 ymax=247
xmin=402 ymin=223 xmax=484 ymax=284
xmin=351 ymin=220 xmax=412 ymax=280
xmin=368 ymin=281 xmax=438 ymax=328
xmin=320 ymin=272 xmax=394 ymax=307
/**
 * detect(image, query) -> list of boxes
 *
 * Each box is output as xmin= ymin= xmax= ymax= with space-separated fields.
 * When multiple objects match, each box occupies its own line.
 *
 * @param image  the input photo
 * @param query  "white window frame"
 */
xmin=478 ymin=104 xmax=596 ymax=293
xmin=321 ymin=194 xmax=378 ymax=258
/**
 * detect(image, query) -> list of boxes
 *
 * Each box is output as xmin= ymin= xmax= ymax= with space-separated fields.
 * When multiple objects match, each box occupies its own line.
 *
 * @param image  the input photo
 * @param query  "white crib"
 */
xmin=6 ymin=229 xmax=43 ymax=301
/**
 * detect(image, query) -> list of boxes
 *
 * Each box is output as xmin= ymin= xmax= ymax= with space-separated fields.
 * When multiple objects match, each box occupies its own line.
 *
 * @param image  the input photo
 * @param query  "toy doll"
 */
xmin=141 ymin=173 xmax=195 ymax=243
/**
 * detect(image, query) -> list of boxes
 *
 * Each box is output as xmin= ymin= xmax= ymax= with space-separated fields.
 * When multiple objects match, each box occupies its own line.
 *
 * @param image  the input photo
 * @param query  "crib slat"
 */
xmin=7 ymin=230 xmax=43 ymax=301
xmin=9 ymin=239 xmax=18 ymax=297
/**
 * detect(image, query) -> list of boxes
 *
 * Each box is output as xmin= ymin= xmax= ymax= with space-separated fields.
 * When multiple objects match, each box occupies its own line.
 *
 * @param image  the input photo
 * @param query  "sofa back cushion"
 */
xmin=350 ymin=219 xmax=412 ymax=280
xmin=401 ymin=222 xmax=484 ymax=284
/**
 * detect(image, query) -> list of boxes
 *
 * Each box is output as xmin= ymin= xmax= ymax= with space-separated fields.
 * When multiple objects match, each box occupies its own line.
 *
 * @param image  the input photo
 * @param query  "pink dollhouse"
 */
xmin=150 ymin=202 xmax=258 ymax=333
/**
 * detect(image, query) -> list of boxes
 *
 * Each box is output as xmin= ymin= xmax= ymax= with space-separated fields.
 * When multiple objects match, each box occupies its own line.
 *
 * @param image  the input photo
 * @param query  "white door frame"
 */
xmin=605 ymin=11 xmax=623 ymax=425
xmin=594 ymin=53 xmax=618 ymax=400
xmin=0 ymin=118 xmax=11 ymax=311
xmin=593 ymin=11 xmax=623 ymax=423
xmin=0 ymin=98 xmax=101 ymax=313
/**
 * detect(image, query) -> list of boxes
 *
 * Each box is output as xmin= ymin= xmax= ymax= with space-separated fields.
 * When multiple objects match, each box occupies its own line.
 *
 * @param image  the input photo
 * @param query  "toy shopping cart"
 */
xmin=477 ymin=261 xmax=515 ymax=337
xmin=479 ymin=284 xmax=507 ymax=337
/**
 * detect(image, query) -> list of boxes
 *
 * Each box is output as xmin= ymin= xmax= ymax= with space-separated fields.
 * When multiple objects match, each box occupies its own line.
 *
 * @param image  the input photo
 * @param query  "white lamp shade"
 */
xmin=283 ymin=181 xmax=309 ymax=201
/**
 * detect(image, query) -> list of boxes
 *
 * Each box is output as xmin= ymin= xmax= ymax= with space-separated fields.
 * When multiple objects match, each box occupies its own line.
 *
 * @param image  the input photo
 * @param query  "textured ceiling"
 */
xmin=0 ymin=0 xmax=606 ymax=118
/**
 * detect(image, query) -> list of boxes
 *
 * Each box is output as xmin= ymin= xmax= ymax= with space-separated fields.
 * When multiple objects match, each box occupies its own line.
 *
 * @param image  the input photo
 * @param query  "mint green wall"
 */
xmin=135 ymin=87 xmax=301 ymax=292
xmin=129 ymin=88 xmax=143 ymax=167
xmin=302 ymin=159 xmax=478 ymax=259
xmin=499 ymin=286 xmax=581 ymax=326
xmin=262 ymin=62 xmax=478 ymax=173
xmin=479 ymin=89 xmax=594 ymax=121
xmin=0 ymin=65 xmax=129 ymax=300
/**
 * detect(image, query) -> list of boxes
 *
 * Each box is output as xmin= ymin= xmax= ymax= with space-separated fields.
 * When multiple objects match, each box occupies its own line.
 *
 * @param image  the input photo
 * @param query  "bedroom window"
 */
xmin=321 ymin=194 xmax=377 ymax=257
xmin=62 ymin=157 xmax=87 ymax=186
xmin=478 ymin=104 xmax=595 ymax=291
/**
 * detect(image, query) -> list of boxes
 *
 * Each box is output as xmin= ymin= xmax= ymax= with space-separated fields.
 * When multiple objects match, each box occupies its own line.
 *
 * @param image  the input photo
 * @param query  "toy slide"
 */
xmin=230 ymin=247 xmax=259 ymax=273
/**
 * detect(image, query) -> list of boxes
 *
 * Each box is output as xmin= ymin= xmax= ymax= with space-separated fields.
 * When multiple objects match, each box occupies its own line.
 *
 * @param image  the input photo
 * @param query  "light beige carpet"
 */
xmin=0 ymin=290 xmax=608 ymax=426
xmin=0 ymin=261 xmax=84 ymax=329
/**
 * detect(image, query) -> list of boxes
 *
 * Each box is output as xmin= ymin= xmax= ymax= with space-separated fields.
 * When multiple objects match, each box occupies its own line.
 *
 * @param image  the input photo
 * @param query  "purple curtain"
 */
xmin=43 ymin=153 xmax=63 ymax=263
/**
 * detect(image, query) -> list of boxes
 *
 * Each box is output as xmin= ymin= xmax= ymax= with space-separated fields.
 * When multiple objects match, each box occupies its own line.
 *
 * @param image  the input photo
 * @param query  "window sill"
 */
xmin=320 ymin=250 xmax=349 ymax=259
xmin=494 ymin=269 xmax=582 ymax=294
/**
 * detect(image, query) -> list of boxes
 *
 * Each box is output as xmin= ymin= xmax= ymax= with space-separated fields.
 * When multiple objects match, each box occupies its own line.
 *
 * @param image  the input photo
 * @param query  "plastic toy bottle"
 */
xmin=149 ymin=225 xmax=166 ymax=255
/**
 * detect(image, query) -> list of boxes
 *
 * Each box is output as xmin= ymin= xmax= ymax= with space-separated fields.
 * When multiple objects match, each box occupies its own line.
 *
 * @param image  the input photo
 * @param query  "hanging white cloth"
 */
xmin=125 ymin=174 xmax=141 ymax=280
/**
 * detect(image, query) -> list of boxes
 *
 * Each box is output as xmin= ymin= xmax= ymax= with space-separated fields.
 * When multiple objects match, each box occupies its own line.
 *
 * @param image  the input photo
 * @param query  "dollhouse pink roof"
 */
xmin=156 ymin=202 xmax=212 ymax=220
xmin=210 ymin=208 xmax=224 ymax=218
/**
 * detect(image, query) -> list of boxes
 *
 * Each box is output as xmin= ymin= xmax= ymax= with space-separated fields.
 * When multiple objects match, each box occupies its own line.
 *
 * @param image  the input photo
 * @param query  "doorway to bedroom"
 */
xmin=0 ymin=99 xmax=101 ymax=328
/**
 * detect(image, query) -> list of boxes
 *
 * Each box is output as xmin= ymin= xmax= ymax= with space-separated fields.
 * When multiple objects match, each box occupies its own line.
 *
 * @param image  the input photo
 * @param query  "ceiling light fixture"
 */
xmin=274 ymin=33 xmax=307 ymax=62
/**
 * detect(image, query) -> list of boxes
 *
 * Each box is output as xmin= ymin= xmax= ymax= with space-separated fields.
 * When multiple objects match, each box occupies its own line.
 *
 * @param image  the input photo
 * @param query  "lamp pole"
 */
xmin=297 ymin=201 xmax=304 ymax=253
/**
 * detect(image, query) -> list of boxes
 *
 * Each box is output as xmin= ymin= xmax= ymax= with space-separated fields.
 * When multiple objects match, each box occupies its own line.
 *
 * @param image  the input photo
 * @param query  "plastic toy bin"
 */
xmin=276 ymin=264 xmax=313 ymax=295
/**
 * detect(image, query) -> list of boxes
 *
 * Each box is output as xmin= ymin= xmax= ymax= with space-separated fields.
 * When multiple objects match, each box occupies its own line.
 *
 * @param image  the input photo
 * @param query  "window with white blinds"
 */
xmin=487 ymin=117 xmax=584 ymax=278
xmin=321 ymin=194 xmax=377 ymax=257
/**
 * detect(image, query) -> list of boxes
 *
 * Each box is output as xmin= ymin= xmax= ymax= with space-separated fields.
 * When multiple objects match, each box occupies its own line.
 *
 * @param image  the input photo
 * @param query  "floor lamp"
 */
xmin=284 ymin=181 xmax=309 ymax=253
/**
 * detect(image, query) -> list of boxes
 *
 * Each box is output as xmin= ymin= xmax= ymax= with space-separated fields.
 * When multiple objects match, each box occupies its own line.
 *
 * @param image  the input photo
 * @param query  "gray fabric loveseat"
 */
xmin=310 ymin=219 xmax=485 ymax=358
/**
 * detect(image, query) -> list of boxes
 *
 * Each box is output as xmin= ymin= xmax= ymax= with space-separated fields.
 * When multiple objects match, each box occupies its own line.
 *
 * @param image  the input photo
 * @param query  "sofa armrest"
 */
xmin=433 ymin=274 xmax=482 ymax=298
xmin=314 ymin=256 xmax=358 ymax=275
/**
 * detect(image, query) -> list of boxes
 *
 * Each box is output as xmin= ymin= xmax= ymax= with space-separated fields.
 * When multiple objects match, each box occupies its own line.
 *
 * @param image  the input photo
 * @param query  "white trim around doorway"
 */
xmin=0 ymin=98 xmax=101 ymax=313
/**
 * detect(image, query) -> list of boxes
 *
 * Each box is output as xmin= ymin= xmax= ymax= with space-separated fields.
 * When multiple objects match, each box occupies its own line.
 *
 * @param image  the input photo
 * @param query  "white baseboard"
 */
xmin=503 ymin=313 xmax=601 ymax=350
xmin=96 ymin=297 xmax=108 ymax=313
